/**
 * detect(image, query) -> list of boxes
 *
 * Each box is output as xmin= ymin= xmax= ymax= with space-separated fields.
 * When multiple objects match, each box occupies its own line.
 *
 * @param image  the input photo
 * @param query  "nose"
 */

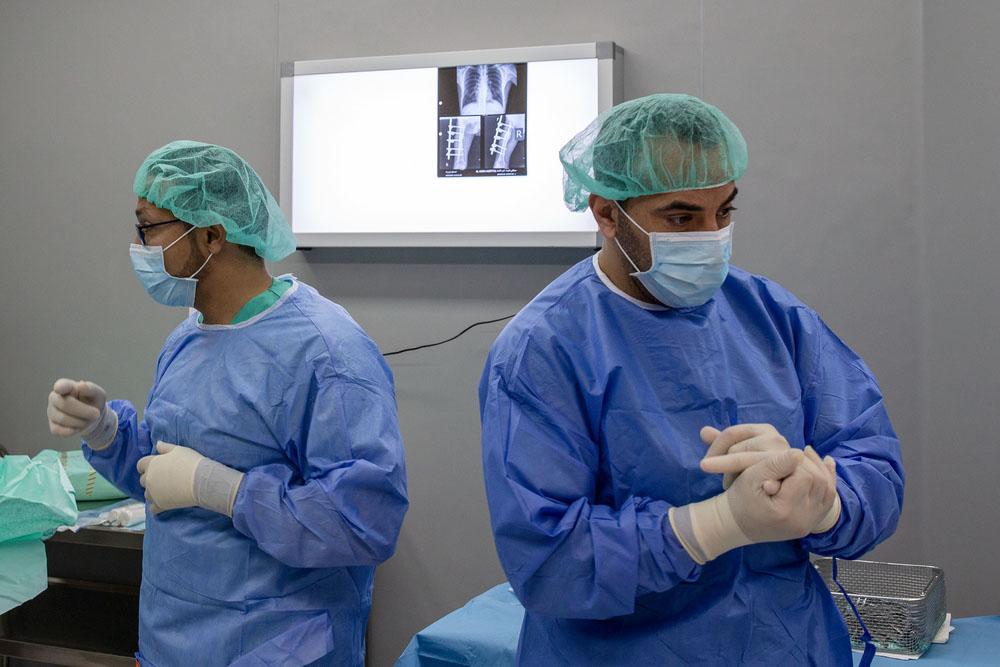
xmin=696 ymin=220 xmax=722 ymax=232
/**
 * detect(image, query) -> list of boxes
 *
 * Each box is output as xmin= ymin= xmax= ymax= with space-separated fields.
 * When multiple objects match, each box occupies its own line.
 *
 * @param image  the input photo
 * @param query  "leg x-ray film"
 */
xmin=437 ymin=63 xmax=527 ymax=177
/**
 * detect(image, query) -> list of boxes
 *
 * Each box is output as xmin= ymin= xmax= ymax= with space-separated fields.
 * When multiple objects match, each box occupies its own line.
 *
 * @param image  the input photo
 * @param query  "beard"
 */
xmin=176 ymin=234 xmax=210 ymax=278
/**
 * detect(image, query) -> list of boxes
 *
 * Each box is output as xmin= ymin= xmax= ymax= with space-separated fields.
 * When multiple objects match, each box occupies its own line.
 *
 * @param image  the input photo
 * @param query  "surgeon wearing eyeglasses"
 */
xmin=45 ymin=140 xmax=408 ymax=666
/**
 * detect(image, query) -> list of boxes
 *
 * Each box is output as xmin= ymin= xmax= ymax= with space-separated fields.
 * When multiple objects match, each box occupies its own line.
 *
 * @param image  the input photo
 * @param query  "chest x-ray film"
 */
xmin=281 ymin=43 xmax=623 ymax=247
xmin=437 ymin=63 xmax=527 ymax=177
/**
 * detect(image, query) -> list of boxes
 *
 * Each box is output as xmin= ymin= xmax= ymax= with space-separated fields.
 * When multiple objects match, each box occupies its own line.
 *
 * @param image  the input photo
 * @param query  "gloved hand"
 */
xmin=701 ymin=433 xmax=842 ymax=533
xmin=669 ymin=447 xmax=839 ymax=564
xmin=137 ymin=442 xmax=244 ymax=516
xmin=808 ymin=447 xmax=841 ymax=534
xmin=699 ymin=423 xmax=790 ymax=491
xmin=47 ymin=378 xmax=118 ymax=450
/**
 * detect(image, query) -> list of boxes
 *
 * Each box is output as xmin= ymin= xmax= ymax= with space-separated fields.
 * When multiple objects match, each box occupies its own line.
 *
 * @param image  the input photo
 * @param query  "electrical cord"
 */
xmin=382 ymin=314 xmax=517 ymax=357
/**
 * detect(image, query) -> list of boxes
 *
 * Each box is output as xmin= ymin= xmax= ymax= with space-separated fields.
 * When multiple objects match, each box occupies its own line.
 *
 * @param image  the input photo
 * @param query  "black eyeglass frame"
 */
xmin=134 ymin=218 xmax=185 ymax=246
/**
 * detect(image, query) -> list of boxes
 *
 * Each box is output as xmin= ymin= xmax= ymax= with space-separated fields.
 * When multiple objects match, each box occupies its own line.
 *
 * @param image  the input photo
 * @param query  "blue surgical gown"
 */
xmin=479 ymin=256 xmax=904 ymax=666
xmin=84 ymin=278 xmax=408 ymax=667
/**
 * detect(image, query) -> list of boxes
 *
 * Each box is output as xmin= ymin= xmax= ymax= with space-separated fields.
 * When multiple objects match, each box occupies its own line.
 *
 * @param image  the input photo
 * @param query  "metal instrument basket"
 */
xmin=814 ymin=558 xmax=947 ymax=658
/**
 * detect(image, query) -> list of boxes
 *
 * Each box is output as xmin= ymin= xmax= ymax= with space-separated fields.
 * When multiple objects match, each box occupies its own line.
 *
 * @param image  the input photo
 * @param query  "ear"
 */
xmin=590 ymin=194 xmax=619 ymax=241
xmin=202 ymin=224 xmax=228 ymax=255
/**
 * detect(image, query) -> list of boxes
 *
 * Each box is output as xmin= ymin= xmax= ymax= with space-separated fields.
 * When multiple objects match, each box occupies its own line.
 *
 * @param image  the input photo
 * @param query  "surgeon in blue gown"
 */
xmin=45 ymin=141 xmax=408 ymax=666
xmin=479 ymin=94 xmax=904 ymax=665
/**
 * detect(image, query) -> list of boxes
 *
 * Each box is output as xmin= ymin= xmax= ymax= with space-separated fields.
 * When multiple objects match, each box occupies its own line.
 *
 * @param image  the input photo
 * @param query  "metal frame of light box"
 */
xmin=279 ymin=41 xmax=623 ymax=248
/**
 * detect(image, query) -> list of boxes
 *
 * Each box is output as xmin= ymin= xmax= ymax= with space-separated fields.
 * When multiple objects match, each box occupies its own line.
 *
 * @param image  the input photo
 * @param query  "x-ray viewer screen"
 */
xmin=291 ymin=58 xmax=599 ymax=235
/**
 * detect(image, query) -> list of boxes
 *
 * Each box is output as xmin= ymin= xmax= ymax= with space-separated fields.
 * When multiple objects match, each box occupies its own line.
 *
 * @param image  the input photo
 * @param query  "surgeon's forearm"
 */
xmin=800 ymin=460 xmax=902 ymax=558
xmin=800 ymin=328 xmax=905 ymax=556
xmin=82 ymin=401 xmax=149 ymax=502
xmin=634 ymin=499 xmax=703 ymax=595
xmin=232 ymin=461 xmax=408 ymax=569
xmin=193 ymin=458 xmax=244 ymax=517
xmin=505 ymin=498 xmax=702 ymax=619
xmin=668 ymin=496 xmax=753 ymax=565
xmin=813 ymin=492 xmax=841 ymax=533
xmin=81 ymin=405 xmax=119 ymax=451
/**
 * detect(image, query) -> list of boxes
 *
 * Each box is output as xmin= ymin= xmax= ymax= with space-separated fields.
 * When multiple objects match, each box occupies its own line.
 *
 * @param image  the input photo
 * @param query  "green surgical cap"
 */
xmin=133 ymin=140 xmax=296 ymax=261
xmin=559 ymin=93 xmax=748 ymax=211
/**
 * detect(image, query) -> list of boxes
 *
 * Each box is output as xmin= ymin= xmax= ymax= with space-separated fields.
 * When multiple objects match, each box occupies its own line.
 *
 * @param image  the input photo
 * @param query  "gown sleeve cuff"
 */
xmin=82 ymin=406 xmax=119 ymax=452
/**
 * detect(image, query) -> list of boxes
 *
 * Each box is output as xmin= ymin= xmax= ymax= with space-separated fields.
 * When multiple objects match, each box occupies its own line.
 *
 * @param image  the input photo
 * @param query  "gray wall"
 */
xmin=921 ymin=0 xmax=1000 ymax=622
xmin=0 ymin=1 xmax=996 ymax=664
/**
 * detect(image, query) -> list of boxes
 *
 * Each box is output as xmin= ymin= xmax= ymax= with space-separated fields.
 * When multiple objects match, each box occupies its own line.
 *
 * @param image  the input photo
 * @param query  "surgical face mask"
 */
xmin=129 ymin=225 xmax=212 ymax=308
xmin=614 ymin=201 xmax=733 ymax=308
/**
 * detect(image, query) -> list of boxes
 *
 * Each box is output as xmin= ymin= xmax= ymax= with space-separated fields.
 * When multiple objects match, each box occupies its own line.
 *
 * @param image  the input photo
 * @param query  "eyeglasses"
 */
xmin=134 ymin=219 xmax=183 ymax=246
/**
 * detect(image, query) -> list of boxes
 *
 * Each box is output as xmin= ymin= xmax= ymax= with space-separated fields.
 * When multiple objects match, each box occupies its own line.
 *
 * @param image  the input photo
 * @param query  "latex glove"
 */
xmin=669 ymin=447 xmax=838 ymax=564
xmin=47 ymin=378 xmax=118 ymax=450
xmin=806 ymin=446 xmax=841 ymax=533
xmin=136 ymin=441 xmax=244 ymax=516
xmin=701 ymin=431 xmax=842 ymax=533
xmin=700 ymin=424 xmax=790 ymax=492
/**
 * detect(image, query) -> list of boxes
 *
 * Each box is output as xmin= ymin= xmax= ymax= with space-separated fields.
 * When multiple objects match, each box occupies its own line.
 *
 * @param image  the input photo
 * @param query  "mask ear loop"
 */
xmin=613 ymin=201 xmax=649 ymax=274
xmin=162 ymin=224 xmax=197 ymax=252
xmin=164 ymin=225 xmax=213 ymax=280
xmin=187 ymin=253 xmax=213 ymax=279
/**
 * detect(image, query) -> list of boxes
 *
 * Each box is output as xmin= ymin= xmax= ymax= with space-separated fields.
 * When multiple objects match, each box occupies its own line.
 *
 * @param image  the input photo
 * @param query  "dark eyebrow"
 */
xmin=654 ymin=201 xmax=703 ymax=213
xmin=653 ymin=187 xmax=739 ymax=214
xmin=134 ymin=209 xmax=143 ymax=220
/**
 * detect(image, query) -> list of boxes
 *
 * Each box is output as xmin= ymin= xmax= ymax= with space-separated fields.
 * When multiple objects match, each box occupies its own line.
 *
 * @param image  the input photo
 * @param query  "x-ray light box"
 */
xmin=280 ymin=42 xmax=623 ymax=247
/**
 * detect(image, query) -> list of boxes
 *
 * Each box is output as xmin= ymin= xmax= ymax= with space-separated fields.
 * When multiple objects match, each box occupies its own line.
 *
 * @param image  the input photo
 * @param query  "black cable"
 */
xmin=382 ymin=314 xmax=517 ymax=357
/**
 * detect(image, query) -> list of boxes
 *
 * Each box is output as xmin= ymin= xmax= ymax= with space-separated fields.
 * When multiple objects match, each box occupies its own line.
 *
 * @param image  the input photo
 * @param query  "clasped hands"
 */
xmin=700 ymin=423 xmax=835 ymax=494
xmin=700 ymin=423 xmax=841 ymax=535
xmin=668 ymin=423 xmax=842 ymax=564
